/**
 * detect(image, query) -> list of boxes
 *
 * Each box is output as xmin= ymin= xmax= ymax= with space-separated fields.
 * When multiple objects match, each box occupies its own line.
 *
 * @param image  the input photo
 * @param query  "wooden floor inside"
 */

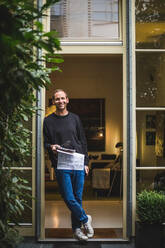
xmin=45 ymin=228 xmax=123 ymax=239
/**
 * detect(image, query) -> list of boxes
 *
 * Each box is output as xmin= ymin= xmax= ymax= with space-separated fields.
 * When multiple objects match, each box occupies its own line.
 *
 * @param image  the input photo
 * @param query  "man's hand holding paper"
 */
xmin=57 ymin=149 xmax=85 ymax=170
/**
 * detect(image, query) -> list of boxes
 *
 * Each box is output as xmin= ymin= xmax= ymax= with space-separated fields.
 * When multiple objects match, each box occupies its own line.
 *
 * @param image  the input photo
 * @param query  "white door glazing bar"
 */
xmin=136 ymin=108 xmax=165 ymax=111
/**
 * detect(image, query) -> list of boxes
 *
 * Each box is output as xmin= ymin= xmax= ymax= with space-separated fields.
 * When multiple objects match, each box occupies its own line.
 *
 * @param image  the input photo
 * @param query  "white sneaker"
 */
xmin=83 ymin=215 xmax=94 ymax=238
xmin=73 ymin=228 xmax=88 ymax=241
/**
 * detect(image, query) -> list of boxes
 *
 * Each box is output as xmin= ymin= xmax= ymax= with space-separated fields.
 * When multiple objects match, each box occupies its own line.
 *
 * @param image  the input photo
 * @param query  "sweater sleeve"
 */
xmin=76 ymin=116 xmax=89 ymax=166
xmin=43 ymin=119 xmax=52 ymax=150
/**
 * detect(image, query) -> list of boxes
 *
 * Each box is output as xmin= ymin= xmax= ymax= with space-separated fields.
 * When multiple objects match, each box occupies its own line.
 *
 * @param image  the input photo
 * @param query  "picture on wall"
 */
xmin=68 ymin=98 xmax=105 ymax=151
xmin=145 ymin=115 xmax=156 ymax=146
xmin=146 ymin=131 xmax=156 ymax=146
xmin=146 ymin=115 xmax=156 ymax=129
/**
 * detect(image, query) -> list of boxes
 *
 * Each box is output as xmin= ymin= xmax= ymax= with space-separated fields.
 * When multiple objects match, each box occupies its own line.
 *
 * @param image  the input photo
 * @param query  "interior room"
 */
xmin=44 ymin=54 xmax=123 ymax=238
xmin=136 ymin=53 xmax=165 ymax=194
xmin=136 ymin=110 xmax=165 ymax=193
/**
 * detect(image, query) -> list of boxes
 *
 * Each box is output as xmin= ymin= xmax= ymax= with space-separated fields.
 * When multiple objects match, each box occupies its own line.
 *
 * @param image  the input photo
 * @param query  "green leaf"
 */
xmin=34 ymin=21 xmax=43 ymax=32
xmin=12 ymin=177 xmax=18 ymax=183
xmin=47 ymin=57 xmax=64 ymax=63
xmin=15 ymin=199 xmax=24 ymax=211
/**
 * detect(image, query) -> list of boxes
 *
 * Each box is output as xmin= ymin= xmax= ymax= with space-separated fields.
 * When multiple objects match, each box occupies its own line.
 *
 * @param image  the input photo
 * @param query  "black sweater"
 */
xmin=43 ymin=112 xmax=89 ymax=167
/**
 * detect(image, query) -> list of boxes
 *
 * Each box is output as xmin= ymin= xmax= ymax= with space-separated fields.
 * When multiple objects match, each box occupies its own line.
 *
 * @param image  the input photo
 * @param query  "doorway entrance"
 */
xmin=44 ymin=54 xmax=123 ymax=239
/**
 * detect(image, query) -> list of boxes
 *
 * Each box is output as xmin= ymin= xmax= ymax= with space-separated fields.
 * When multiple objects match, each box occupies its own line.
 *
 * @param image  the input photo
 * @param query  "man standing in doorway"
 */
xmin=43 ymin=89 xmax=94 ymax=241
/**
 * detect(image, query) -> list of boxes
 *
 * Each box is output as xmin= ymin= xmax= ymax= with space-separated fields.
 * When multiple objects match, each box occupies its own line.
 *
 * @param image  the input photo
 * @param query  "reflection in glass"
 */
xmin=136 ymin=52 xmax=165 ymax=107
xmin=136 ymin=0 xmax=165 ymax=49
xmin=136 ymin=170 xmax=165 ymax=193
xmin=136 ymin=111 xmax=165 ymax=168
xmin=50 ymin=0 xmax=119 ymax=41
xmin=23 ymin=118 xmax=32 ymax=167
xmin=13 ymin=170 xmax=32 ymax=224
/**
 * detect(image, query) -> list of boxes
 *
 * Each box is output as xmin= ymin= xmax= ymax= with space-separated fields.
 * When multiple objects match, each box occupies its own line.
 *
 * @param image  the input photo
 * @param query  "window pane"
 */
xmin=136 ymin=170 xmax=165 ymax=193
xmin=12 ymin=170 xmax=32 ymax=224
xmin=136 ymin=0 xmax=165 ymax=49
xmin=23 ymin=118 xmax=32 ymax=167
xmin=136 ymin=52 xmax=165 ymax=107
xmin=136 ymin=111 xmax=165 ymax=168
xmin=50 ymin=0 xmax=119 ymax=41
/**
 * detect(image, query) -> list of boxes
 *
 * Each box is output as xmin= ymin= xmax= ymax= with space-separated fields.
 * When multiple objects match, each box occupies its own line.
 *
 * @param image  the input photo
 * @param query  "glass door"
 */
xmin=44 ymin=54 xmax=124 ymax=239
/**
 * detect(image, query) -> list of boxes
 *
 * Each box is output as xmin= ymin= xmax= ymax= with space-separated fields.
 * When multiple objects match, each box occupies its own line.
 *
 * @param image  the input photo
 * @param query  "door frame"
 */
xmin=35 ymin=0 xmax=136 ymax=241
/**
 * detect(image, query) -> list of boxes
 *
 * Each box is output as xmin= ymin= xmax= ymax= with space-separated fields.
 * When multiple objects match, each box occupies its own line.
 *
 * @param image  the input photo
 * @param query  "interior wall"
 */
xmin=46 ymin=55 xmax=123 ymax=154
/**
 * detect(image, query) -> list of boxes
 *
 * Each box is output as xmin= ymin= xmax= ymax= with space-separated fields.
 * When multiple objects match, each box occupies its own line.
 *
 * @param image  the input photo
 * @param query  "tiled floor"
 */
xmin=45 ymin=200 xmax=123 ymax=229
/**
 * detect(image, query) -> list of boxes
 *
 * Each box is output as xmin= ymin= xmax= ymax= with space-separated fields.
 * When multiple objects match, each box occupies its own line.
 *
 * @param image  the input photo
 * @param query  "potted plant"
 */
xmin=135 ymin=190 xmax=165 ymax=248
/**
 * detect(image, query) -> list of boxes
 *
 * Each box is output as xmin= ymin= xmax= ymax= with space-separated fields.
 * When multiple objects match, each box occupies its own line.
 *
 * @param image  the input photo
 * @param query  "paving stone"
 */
xmin=17 ymin=237 xmax=135 ymax=248
xmin=101 ymin=242 xmax=135 ymax=248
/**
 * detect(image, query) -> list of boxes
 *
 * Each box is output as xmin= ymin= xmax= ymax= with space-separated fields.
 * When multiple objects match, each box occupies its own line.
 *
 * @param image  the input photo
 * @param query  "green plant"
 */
xmin=0 ymin=0 xmax=63 ymax=247
xmin=0 ymin=169 xmax=32 ymax=247
xmin=136 ymin=190 xmax=165 ymax=224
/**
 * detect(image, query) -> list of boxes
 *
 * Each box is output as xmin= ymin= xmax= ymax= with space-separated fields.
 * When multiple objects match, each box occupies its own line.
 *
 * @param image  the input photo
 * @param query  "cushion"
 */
xmin=101 ymin=154 xmax=116 ymax=160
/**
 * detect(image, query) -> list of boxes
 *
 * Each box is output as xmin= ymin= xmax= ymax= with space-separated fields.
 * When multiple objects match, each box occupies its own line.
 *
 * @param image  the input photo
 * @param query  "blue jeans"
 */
xmin=55 ymin=169 xmax=88 ymax=230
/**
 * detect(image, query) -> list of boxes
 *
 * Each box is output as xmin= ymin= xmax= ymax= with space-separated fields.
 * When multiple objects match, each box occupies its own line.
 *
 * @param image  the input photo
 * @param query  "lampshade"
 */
xmin=115 ymin=142 xmax=123 ymax=148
